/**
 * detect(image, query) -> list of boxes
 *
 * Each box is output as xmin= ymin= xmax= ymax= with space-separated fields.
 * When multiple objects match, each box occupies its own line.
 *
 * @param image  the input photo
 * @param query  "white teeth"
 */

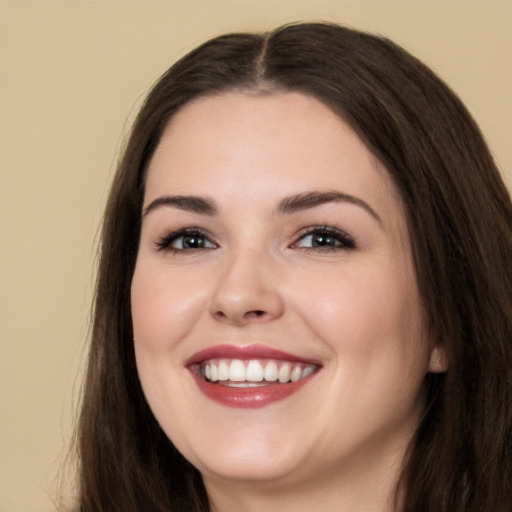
xmin=263 ymin=360 xmax=278 ymax=382
xmin=229 ymin=360 xmax=246 ymax=381
xmin=210 ymin=364 xmax=218 ymax=382
xmin=302 ymin=365 xmax=314 ymax=378
xmin=290 ymin=366 xmax=302 ymax=382
xmin=218 ymin=361 xmax=230 ymax=381
xmin=246 ymin=360 xmax=264 ymax=382
xmin=278 ymin=363 xmax=291 ymax=383
xmin=201 ymin=358 xmax=317 ymax=385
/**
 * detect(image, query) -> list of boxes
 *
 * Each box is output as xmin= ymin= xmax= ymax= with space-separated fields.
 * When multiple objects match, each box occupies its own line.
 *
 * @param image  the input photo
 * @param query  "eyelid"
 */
xmin=290 ymin=225 xmax=356 ymax=250
xmin=152 ymin=224 xmax=355 ymax=253
xmin=154 ymin=227 xmax=218 ymax=252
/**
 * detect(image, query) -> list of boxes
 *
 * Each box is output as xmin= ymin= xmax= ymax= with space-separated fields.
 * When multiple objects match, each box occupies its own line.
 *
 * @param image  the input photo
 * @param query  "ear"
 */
xmin=428 ymin=346 xmax=448 ymax=373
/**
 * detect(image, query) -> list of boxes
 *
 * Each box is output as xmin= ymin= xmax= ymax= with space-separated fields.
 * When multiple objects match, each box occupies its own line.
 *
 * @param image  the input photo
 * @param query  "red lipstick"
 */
xmin=187 ymin=344 xmax=320 ymax=409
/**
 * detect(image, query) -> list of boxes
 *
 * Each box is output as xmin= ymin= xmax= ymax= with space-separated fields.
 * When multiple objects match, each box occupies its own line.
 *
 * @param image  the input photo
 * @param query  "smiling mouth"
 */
xmin=187 ymin=345 xmax=321 ymax=407
xmin=198 ymin=359 xmax=318 ymax=387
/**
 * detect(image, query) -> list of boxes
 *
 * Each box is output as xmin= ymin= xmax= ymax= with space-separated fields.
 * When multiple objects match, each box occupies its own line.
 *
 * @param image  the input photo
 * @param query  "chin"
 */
xmin=175 ymin=425 xmax=309 ymax=485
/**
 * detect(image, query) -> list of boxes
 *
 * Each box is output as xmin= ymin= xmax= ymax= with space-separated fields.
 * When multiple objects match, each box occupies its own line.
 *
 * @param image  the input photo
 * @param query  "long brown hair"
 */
xmin=76 ymin=22 xmax=512 ymax=511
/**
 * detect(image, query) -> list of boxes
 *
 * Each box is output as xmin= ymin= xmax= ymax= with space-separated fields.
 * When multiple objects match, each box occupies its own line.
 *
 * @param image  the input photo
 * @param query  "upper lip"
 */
xmin=185 ymin=344 xmax=322 ymax=366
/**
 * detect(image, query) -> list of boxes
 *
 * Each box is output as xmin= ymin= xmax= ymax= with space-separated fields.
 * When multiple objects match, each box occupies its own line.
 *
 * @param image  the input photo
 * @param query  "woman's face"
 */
xmin=131 ymin=92 xmax=439 ymax=493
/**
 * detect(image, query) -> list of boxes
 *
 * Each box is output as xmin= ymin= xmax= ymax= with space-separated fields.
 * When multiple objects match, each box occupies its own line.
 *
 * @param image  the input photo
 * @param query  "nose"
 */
xmin=209 ymin=248 xmax=285 ymax=326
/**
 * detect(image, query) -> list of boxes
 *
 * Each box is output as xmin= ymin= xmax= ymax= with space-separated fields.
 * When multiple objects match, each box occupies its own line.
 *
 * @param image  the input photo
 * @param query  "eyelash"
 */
xmin=154 ymin=225 xmax=356 ymax=253
xmin=292 ymin=225 xmax=356 ymax=252
xmin=155 ymin=228 xmax=216 ymax=252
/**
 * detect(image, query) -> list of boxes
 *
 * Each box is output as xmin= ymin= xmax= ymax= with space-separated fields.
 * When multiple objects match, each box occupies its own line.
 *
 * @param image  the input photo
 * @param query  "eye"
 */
xmin=155 ymin=228 xmax=217 ymax=252
xmin=292 ymin=226 xmax=356 ymax=252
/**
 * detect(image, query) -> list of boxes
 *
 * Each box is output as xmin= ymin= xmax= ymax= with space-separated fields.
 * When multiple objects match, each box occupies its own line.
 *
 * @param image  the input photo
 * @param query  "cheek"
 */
xmin=292 ymin=261 xmax=430 ymax=436
xmin=293 ymin=259 xmax=428 ymax=370
xmin=130 ymin=262 xmax=208 ymax=353
xmin=130 ymin=262 xmax=208 ymax=436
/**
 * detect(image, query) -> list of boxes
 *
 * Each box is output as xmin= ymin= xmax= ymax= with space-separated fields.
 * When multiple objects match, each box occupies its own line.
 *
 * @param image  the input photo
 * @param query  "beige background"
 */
xmin=1 ymin=1 xmax=511 ymax=511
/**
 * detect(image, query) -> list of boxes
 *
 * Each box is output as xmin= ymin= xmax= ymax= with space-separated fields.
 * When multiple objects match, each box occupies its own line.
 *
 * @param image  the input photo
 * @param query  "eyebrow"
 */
xmin=276 ymin=191 xmax=382 ymax=225
xmin=143 ymin=190 xmax=381 ymax=225
xmin=143 ymin=195 xmax=217 ymax=217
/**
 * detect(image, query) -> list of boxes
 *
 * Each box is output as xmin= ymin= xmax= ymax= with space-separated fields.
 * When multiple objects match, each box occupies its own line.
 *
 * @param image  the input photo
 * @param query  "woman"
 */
xmin=76 ymin=22 xmax=512 ymax=511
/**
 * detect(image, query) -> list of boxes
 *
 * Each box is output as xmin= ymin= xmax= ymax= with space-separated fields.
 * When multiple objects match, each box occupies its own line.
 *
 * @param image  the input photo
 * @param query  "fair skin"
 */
xmin=131 ymin=91 xmax=443 ymax=512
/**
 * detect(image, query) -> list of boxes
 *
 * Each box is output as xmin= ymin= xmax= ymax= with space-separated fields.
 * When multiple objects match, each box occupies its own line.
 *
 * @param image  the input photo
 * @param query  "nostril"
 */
xmin=212 ymin=308 xmax=270 ymax=325
xmin=245 ymin=310 xmax=266 ymax=318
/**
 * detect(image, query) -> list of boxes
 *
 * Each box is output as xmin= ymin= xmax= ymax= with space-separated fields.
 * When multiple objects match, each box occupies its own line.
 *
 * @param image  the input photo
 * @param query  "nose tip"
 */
xmin=209 ymin=254 xmax=284 ymax=326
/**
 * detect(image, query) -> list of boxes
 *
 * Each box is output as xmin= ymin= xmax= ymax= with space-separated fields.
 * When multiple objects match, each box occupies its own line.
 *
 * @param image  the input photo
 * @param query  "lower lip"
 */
xmin=191 ymin=372 xmax=316 ymax=409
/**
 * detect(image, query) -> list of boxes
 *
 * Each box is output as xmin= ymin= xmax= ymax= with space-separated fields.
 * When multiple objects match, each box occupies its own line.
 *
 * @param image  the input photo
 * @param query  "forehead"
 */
xmin=145 ymin=91 xmax=402 ymax=219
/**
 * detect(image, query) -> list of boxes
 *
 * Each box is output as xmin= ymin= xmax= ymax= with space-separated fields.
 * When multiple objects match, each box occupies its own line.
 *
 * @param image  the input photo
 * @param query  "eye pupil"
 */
xmin=312 ymin=233 xmax=335 ymax=246
xmin=183 ymin=235 xmax=204 ymax=249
